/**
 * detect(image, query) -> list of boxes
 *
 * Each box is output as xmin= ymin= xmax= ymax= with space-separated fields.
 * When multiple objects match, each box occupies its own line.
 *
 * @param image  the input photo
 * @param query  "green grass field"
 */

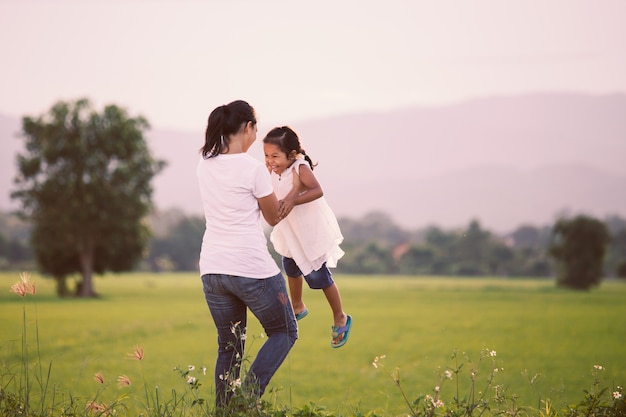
xmin=1 ymin=271 xmax=624 ymax=416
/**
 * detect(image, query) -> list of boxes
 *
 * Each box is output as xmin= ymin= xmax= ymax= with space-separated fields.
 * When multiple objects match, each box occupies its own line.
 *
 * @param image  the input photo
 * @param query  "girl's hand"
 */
xmin=278 ymin=168 xmax=302 ymax=219
xmin=278 ymin=167 xmax=301 ymax=219
xmin=278 ymin=165 xmax=324 ymax=220
xmin=278 ymin=196 xmax=295 ymax=219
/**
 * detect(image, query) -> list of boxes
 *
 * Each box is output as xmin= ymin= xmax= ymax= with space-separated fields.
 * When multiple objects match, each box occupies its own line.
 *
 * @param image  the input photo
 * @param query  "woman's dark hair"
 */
xmin=262 ymin=126 xmax=316 ymax=170
xmin=201 ymin=100 xmax=257 ymax=158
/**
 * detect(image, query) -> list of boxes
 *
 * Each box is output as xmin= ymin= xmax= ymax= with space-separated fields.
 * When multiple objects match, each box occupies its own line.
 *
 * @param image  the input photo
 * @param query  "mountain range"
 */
xmin=1 ymin=92 xmax=625 ymax=233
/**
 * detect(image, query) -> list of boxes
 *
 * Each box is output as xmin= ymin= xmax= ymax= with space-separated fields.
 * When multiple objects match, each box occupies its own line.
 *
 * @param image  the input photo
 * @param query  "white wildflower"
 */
xmin=425 ymin=395 xmax=444 ymax=408
xmin=230 ymin=321 xmax=241 ymax=335
xmin=372 ymin=355 xmax=386 ymax=369
xmin=230 ymin=378 xmax=242 ymax=392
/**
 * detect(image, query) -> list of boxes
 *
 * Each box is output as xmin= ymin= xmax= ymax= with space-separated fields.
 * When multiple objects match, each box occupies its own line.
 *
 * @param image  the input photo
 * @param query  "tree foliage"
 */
xmin=0 ymin=212 xmax=32 ymax=270
xmin=335 ymin=216 xmax=552 ymax=277
xmin=5 ymin=202 xmax=625 ymax=283
xmin=549 ymin=215 xmax=610 ymax=290
xmin=604 ymin=215 xmax=626 ymax=279
xmin=148 ymin=215 xmax=204 ymax=271
xmin=11 ymin=98 xmax=165 ymax=297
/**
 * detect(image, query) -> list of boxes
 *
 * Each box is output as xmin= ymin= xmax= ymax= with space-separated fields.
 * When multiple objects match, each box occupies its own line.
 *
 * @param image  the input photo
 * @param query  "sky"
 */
xmin=1 ymin=0 xmax=625 ymax=132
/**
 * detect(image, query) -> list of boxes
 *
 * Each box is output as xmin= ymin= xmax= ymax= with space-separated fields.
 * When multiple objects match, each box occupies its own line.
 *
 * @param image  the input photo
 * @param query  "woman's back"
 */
xmin=197 ymin=153 xmax=279 ymax=278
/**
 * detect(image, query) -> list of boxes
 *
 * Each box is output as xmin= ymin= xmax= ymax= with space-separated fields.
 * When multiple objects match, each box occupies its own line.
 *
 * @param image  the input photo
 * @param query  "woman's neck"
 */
xmin=223 ymin=136 xmax=248 ymax=154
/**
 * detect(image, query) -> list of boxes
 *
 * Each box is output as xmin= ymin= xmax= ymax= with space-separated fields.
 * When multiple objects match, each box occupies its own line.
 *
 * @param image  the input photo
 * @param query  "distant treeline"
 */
xmin=4 ymin=209 xmax=624 ymax=278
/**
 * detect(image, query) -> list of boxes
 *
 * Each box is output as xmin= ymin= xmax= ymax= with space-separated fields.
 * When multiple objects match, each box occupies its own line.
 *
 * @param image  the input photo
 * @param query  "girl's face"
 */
xmin=264 ymin=143 xmax=293 ymax=176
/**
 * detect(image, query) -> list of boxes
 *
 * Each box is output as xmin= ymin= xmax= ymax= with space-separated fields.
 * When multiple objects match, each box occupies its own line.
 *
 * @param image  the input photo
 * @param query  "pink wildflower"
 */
xmin=86 ymin=401 xmax=100 ymax=411
xmin=20 ymin=272 xmax=36 ymax=295
xmin=117 ymin=375 xmax=132 ymax=388
xmin=94 ymin=372 xmax=105 ymax=384
xmin=127 ymin=345 xmax=144 ymax=360
xmin=10 ymin=282 xmax=26 ymax=297
xmin=86 ymin=401 xmax=109 ymax=414
xmin=10 ymin=272 xmax=36 ymax=297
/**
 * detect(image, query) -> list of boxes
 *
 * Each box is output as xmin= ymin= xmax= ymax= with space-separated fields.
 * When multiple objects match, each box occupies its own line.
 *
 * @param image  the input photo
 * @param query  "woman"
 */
xmin=197 ymin=100 xmax=298 ymax=407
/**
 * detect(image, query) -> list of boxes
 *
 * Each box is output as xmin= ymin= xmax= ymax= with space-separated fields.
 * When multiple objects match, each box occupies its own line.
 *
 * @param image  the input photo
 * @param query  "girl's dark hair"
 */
xmin=262 ymin=126 xmax=316 ymax=170
xmin=201 ymin=100 xmax=257 ymax=158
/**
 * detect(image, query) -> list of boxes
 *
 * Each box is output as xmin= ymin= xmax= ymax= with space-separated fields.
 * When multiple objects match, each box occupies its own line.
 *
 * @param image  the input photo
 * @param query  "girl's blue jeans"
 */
xmin=201 ymin=272 xmax=298 ymax=406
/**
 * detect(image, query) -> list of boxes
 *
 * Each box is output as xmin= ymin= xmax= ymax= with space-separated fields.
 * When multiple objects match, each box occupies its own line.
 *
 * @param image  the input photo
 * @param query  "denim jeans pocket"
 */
xmin=201 ymin=274 xmax=216 ymax=294
xmin=236 ymin=276 xmax=267 ymax=301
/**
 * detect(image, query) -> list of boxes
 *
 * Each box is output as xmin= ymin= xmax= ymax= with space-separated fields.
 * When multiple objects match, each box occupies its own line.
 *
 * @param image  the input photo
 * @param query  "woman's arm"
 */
xmin=258 ymin=193 xmax=281 ymax=226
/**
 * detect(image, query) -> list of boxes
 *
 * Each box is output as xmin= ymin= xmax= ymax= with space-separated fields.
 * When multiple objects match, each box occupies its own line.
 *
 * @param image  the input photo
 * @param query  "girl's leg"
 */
xmin=322 ymin=283 xmax=347 ymax=331
xmin=288 ymin=274 xmax=307 ymax=315
xmin=305 ymin=264 xmax=349 ymax=345
xmin=283 ymin=257 xmax=307 ymax=315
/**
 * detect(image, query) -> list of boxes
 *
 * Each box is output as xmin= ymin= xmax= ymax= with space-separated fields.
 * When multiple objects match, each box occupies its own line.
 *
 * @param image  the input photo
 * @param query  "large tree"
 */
xmin=12 ymin=98 xmax=165 ymax=297
xmin=549 ymin=215 xmax=610 ymax=290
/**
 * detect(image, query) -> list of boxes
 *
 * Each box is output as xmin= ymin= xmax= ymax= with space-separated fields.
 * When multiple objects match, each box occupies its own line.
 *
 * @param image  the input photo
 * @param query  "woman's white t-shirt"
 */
xmin=197 ymin=153 xmax=280 ymax=278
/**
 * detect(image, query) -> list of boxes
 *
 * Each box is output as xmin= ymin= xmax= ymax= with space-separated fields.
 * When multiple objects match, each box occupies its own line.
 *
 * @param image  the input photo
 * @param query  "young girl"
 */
xmin=263 ymin=126 xmax=352 ymax=348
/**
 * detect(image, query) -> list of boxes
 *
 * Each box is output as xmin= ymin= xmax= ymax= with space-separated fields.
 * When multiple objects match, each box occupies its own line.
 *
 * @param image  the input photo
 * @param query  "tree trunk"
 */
xmin=77 ymin=242 xmax=96 ymax=297
xmin=55 ymin=275 xmax=70 ymax=297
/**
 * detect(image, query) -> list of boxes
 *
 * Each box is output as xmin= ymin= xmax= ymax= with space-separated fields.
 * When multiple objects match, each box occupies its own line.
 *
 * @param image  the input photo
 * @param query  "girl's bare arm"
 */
xmin=279 ymin=164 xmax=323 ymax=218
xmin=292 ymin=164 xmax=323 ymax=204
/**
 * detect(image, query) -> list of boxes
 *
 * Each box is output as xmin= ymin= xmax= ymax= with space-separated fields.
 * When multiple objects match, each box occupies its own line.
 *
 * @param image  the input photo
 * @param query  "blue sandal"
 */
xmin=295 ymin=309 xmax=309 ymax=321
xmin=331 ymin=315 xmax=352 ymax=348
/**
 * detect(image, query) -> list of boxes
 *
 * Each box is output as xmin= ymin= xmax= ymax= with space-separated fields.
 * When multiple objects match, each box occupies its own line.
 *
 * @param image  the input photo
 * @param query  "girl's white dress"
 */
xmin=270 ymin=159 xmax=344 ymax=276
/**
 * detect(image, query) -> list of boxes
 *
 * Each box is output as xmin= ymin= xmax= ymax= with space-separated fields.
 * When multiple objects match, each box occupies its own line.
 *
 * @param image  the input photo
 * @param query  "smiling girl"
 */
xmin=263 ymin=126 xmax=352 ymax=348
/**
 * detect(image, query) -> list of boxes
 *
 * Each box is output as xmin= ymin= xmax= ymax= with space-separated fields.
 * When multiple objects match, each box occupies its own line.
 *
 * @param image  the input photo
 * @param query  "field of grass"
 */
xmin=1 ymin=271 xmax=624 ymax=416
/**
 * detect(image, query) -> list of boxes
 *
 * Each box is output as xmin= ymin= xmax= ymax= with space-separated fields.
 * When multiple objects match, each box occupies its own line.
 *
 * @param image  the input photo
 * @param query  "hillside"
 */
xmin=1 ymin=92 xmax=625 ymax=232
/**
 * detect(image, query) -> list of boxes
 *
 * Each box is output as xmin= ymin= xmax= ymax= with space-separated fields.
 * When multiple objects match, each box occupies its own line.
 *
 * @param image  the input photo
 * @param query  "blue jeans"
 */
xmin=201 ymin=272 xmax=298 ymax=406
